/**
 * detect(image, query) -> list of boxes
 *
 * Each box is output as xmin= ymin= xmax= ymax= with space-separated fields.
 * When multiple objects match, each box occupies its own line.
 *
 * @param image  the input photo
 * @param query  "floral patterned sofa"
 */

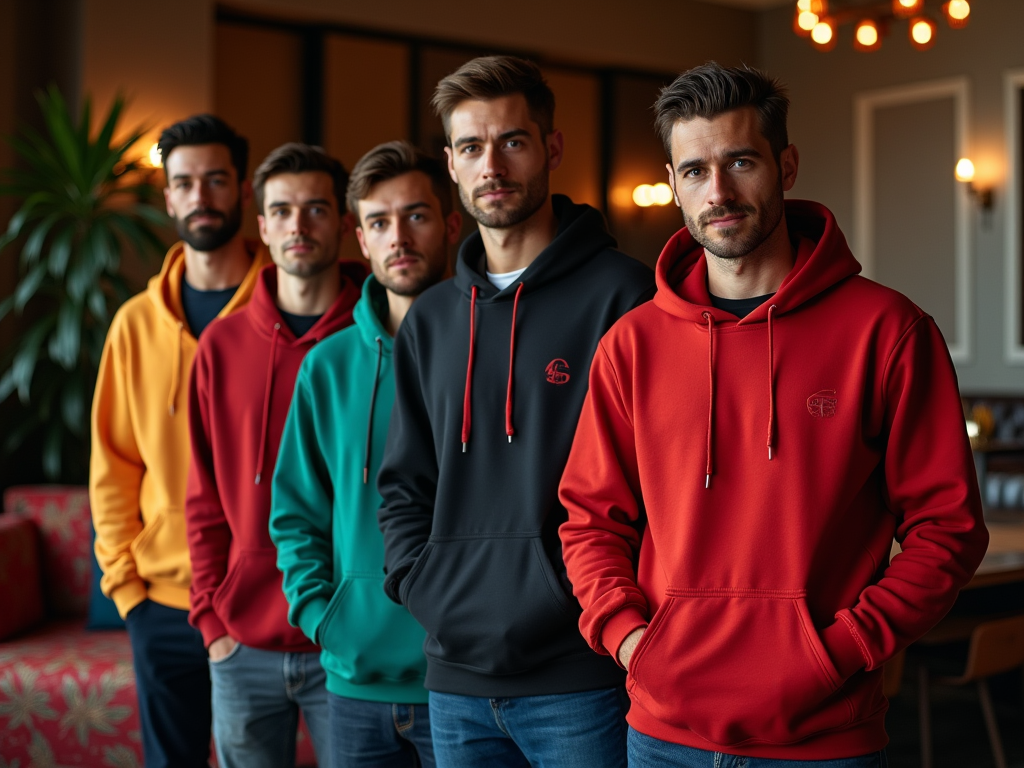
xmin=0 ymin=487 xmax=317 ymax=767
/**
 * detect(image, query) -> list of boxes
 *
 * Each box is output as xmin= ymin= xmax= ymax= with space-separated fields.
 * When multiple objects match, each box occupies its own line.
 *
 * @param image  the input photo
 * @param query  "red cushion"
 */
xmin=5 ymin=486 xmax=92 ymax=617
xmin=0 ymin=515 xmax=45 ymax=640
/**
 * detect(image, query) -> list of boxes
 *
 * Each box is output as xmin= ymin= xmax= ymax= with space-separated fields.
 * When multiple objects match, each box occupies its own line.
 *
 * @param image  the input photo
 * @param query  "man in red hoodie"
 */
xmin=185 ymin=142 xmax=365 ymax=768
xmin=559 ymin=62 xmax=988 ymax=767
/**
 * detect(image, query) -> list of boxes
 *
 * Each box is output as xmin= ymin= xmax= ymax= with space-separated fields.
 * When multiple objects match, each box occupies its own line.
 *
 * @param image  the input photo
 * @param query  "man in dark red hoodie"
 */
xmin=185 ymin=142 xmax=366 ymax=768
xmin=559 ymin=63 xmax=988 ymax=767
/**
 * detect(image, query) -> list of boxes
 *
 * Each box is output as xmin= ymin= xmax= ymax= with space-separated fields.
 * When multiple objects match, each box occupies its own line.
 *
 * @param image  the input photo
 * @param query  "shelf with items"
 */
xmin=963 ymin=395 xmax=1024 ymax=518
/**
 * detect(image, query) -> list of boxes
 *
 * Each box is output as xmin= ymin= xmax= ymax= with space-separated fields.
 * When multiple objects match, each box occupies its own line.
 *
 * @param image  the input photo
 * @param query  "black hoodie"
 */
xmin=377 ymin=195 xmax=655 ymax=697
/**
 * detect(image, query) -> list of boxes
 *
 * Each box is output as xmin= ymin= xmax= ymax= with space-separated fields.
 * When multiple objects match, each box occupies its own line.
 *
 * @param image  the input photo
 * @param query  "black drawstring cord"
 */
xmin=363 ymin=336 xmax=384 ymax=484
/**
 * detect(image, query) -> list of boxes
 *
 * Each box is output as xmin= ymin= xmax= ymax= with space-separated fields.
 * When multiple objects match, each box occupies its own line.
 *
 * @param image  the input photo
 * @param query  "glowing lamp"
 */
xmin=854 ymin=19 xmax=882 ymax=51
xmin=632 ymin=185 xmax=655 ymax=208
xmin=794 ymin=9 xmax=819 ymax=35
xmin=651 ymin=183 xmax=674 ymax=206
xmin=954 ymin=157 xmax=975 ymax=182
xmin=148 ymin=143 xmax=162 ymax=168
xmin=892 ymin=0 xmax=923 ymax=18
xmin=810 ymin=18 xmax=836 ymax=50
xmin=909 ymin=16 xmax=936 ymax=50
xmin=943 ymin=0 xmax=970 ymax=28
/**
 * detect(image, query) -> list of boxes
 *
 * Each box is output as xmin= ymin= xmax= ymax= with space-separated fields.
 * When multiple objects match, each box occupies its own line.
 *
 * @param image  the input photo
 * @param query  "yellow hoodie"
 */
xmin=90 ymin=240 xmax=270 ymax=618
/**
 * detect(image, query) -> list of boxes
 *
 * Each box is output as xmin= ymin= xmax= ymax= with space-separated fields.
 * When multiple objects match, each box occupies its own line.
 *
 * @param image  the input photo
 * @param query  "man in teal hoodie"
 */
xmin=270 ymin=140 xmax=461 ymax=768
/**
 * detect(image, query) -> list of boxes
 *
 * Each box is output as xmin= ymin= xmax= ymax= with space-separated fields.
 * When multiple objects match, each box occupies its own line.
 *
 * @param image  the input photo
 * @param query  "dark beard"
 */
xmin=374 ymin=249 xmax=448 ymax=297
xmin=175 ymin=200 xmax=243 ymax=252
xmin=459 ymin=168 xmax=549 ymax=229
xmin=683 ymin=178 xmax=785 ymax=260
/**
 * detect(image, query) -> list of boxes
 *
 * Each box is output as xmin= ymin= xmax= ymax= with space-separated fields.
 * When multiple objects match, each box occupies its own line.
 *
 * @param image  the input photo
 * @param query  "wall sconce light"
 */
xmin=147 ymin=143 xmax=162 ymax=168
xmin=632 ymin=183 xmax=674 ymax=208
xmin=955 ymin=158 xmax=993 ymax=210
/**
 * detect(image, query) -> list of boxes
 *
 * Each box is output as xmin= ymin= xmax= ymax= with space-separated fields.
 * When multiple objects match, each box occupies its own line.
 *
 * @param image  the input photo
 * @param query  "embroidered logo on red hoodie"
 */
xmin=807 ymin=389 xmax=838 ymax=418
xmin=545 ymin=359 xmax=571 ymax=385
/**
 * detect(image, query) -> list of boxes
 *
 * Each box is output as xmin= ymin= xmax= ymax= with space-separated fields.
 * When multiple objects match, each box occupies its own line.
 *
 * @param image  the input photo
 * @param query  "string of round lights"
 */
xmin=793 ymin=0 xmax=970 ymax=52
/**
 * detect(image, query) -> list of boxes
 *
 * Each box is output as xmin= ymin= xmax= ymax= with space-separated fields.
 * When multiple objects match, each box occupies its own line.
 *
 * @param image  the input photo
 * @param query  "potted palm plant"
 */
xmin=0 ymin=86 xmax=169 ymax=481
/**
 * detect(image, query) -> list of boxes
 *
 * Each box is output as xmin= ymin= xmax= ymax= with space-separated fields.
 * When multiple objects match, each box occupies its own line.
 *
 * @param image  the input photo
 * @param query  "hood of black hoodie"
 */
xmin=654 ymin=199 xmax=861 ymax=324
xmin=453 ymin=194 xmax=618 ymax=301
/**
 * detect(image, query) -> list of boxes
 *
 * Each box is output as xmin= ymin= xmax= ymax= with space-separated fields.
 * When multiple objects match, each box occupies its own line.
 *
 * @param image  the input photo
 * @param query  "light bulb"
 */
xmin=955 ymin=158 xmax=975 ymax=182
xmin=148 ymin=143 xmax=161 ymax=168
xmin=946 ymin=0 xmax=969 ymax=18
xmin=911 ymin=18 xmax=933 ymax=44
xmin=856 ymin=21 xmax=879 ymax=47
xmin=652 ymin=183 xmax=674 ymax=206
xmin=811 ymin=20 xmax=834 ymax=44
xmin=632 ymin=185 xmax=654 ymax=208
xmin=798 ymin=11 xmax=819 ymax=30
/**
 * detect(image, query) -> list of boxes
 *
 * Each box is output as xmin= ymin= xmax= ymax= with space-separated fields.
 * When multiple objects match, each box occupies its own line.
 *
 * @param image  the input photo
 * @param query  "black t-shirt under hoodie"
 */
xmin=378 ymin=195 xmax=655 ymax=697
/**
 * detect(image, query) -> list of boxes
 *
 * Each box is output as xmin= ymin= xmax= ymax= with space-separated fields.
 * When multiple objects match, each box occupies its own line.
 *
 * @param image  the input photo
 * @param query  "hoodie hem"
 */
xmin=325 ymin=674 xmax=429 ymax=704
xmin=110 ymin=579 xmax=149 ymax=619
xmin=145 ymin=584 xmax=191 ymax=613
xmin=424 ymin=651 xmax=625 ymax=697
xmin=627 ymin=705 xmax=888 ymax=761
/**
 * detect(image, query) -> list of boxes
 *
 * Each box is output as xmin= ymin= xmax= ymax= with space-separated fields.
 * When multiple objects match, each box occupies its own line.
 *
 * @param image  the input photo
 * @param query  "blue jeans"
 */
xmin=429 ymin=687 xmax=629 ymax=768
xmin=328 ymin=693 xmax=435 ymax=768
xmin=125 ymin=599 xmax=211 ymax=768
xmin=209 ymin=642 xmax=329 ymax=768
xmin=627 ymin=728 xmax=888 ymax=767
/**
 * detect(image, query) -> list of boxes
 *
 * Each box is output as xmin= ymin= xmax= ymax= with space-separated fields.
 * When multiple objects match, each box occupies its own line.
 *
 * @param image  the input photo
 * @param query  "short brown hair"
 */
xmin=431 ymin=55 xmax=555 ymax=143
xmin=346 ymin=140 xmax=454 ymax=220
xmin=252 ymin=142 xmax=349 ymax=215
xmin=654 ymin=62 xmax=790 ymax=162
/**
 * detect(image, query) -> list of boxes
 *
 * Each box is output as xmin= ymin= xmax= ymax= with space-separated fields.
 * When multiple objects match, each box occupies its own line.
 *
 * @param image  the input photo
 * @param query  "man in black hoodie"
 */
xmin=377 ymin=56 xmax=655 ymax=767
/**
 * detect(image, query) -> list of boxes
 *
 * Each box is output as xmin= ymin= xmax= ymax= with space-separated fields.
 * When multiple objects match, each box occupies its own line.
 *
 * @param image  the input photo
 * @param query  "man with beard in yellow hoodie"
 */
xmin=90 ymin=114 xmax=269 ymax=768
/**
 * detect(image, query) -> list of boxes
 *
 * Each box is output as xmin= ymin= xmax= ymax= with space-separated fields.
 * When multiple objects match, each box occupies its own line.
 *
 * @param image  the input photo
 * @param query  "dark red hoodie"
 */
xmin=186 ymin=261 xmax=366 ymax=651
xmin=559 ymin=201 xmax=987 ymax=759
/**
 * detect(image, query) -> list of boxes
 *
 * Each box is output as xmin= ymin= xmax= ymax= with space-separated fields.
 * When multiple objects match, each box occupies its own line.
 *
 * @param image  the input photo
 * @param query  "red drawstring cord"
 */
xmin=505 ymin=283 xmax=524 ymax=443
xmin=703 ymin=312 xmax=715 ymax=489
xmin=254 ymin=323 xmax=280 ymax=484
xmin=767 ymin=304 xmax=777 ymax=461
xmin=462 ymin=287 xmax=478 ymax=452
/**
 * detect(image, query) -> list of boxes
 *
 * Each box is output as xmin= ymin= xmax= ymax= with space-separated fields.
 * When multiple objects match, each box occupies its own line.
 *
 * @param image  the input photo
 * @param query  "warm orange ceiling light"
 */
xmin=909 ymin=16 xmax=937 ymax=49
xmin=943 ymin=0 xmax=970 ymax=28
xmin=893 ymin=0 xmax=923 ymax=18
xmin=854 ymin=19 xmax=882 ymax=51
xmin=810 ymin=17 xmax=837 ymax=50
xmin=794 ymin=9 xmax=819 ymax=34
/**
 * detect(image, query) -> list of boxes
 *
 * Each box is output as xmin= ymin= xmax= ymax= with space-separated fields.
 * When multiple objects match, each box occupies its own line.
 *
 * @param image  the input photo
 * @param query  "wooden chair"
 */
xmin=917 ymin=614 xmax=1024 ymax=768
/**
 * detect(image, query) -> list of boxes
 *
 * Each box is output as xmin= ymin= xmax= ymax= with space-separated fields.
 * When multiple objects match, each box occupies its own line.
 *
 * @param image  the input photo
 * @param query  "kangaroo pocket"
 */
xmin=402 ymin=536 xmax=580 ymax=675
xmin=318 ymin=576 xmax=427 ymax=685
xmin=629 ymin=589 xmax=855 ymax=747
xmin=212 ymin=549 xmax=295 ymax=647
xmin=131 ymin=509 xmax=190 ymax=585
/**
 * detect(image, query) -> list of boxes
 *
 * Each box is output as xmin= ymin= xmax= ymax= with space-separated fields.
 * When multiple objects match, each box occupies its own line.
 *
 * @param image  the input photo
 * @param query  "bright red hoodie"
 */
xmin=559 ymin=201 xmax=987 ymax=759
xmin=186 ymin=261 xmax=366 ymax=651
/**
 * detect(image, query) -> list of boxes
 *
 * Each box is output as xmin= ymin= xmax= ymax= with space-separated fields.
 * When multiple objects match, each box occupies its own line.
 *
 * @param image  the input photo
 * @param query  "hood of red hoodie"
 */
xmin=654 ymin=200 xmax=861 ymax=324
xmin=246 ymin=260 xmax=368 ymax=344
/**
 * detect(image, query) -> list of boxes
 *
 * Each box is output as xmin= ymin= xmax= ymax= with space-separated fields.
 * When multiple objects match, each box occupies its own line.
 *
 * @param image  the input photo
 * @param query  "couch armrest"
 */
xmin=0 ymin=515 xmax=45 ymax=640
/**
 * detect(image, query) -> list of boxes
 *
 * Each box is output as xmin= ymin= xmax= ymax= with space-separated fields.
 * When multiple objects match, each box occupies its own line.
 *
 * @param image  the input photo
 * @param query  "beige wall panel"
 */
xmin=216 ymin=24 xmax=303 ymax=238
xmin=324 ymin=35 xmax=409 ymax=170
xmin=873 ymin=98 xmax=958 ymax=341
xmin=544 ymin=69 xmax=600 ymax=210
xmin=82 ymin=0 xmax=212 ymax=147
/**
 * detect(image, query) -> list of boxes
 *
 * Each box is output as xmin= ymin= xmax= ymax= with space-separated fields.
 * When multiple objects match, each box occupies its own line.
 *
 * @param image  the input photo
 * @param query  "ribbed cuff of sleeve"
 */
xmin=297 ymin=596 xmax=330 ymax=645
xmin=195 ymin=611 xmax=229 ymax=649
xmin=110 ymin=578 xmax=148 ymax=619
xmin=600 ymin=605 xmax=649 ymax=665
xmin=822 ymin=616 xmax=868 ymax=680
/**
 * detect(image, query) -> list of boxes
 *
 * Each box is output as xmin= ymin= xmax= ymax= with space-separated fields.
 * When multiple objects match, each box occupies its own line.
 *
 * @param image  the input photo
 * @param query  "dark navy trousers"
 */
xmin=125 ymin=599 xmax=212 ymax=768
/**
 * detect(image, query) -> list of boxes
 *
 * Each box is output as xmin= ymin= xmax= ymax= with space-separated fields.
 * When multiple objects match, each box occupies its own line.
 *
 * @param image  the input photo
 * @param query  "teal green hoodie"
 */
xmin=270 ymin=276 xmax=427 ymax=703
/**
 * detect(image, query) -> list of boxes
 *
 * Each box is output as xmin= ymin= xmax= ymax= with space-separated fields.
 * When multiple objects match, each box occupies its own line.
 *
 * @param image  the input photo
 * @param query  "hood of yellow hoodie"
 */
xmin=147 ymin=239 xmax=271 ymax=415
